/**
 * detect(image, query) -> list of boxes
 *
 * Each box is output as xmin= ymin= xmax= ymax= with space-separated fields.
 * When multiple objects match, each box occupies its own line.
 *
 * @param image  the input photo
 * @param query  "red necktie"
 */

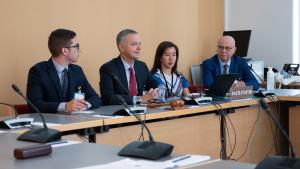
xmin=129 ymin=67 xmax=137 ymax=96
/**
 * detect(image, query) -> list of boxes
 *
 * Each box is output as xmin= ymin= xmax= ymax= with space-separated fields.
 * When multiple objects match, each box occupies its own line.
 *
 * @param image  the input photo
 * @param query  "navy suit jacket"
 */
xmin=99 ymin=56 xmax=158 ymax=105
xmin=202 ymin=55 xmax=259 ymax=90
xmin=26 ymin=59 xmax=101 ymax=113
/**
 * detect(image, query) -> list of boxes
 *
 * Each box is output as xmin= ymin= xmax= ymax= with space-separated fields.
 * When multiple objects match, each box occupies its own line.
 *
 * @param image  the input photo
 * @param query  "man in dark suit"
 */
xmin=202 ymin=36 xmax=259 ymax=90
xmin=27 ymin=29 xmax=101 ymax=113
xmin=100 ymin=29 xmax=158 ymax=105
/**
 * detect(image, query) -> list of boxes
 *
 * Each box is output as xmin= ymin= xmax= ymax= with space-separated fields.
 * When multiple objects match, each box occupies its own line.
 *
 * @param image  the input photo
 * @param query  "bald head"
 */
xmin=218 ymin=36 xmax=236 ymax=46
xmin=217 ymin=36 xmax=236 ymax=62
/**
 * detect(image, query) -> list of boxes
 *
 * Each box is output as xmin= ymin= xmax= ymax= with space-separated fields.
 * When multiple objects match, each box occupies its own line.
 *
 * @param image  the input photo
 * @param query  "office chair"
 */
xmin=189 ymin=64 xmax=203 ymax=93
xmin=14 ymin=104 xmax=31 ymax=115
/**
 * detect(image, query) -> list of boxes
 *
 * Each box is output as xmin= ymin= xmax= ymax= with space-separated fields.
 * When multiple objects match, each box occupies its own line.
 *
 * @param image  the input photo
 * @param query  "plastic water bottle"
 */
xmin=156 ymin=84 xmax=167 ymax=102
xmin=267 ymin=67 xmax=275 ymax=90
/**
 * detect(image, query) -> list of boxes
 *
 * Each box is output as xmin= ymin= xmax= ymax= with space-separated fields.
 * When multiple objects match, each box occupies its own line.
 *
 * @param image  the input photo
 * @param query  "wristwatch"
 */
xmin=136 ymin=96 xmax=142 ymax=104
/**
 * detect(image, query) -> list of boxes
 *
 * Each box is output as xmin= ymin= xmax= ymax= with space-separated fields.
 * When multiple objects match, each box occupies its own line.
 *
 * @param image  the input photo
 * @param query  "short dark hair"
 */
xmin=116 ymin=29 xmax=138 ymax=45
xmin=48 ymin=29 xmax=76 ymax=57
xmin=151 ymin=41 xmax=179 ymax=74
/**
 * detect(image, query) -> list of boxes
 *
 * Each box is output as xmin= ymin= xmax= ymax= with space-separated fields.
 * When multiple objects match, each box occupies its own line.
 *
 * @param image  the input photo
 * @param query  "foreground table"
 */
xmin=0 ymin=133 xmax=256 ymax=169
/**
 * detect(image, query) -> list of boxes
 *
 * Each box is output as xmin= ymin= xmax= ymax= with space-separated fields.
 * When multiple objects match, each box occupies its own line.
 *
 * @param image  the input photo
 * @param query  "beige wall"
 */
xmin=0 ymin=0 xmax=223 ymax=114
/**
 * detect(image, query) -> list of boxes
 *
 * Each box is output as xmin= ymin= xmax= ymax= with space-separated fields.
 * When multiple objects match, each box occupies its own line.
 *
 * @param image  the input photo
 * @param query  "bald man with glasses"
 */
xmin=202 ymin=36 xmax=259 ymax=91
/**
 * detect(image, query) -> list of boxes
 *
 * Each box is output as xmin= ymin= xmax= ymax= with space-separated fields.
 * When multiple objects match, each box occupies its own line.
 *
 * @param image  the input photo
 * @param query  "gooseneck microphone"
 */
xmin=11 ymin=84 xmax=61 ymax=143
xmin=255 ymin=99 xmax=300 ymax=169
xmin=12 ymin=84 xmax=47 ymax=129
xmin=116 ymin=95 xmax=154 ymax=141
xmin=249 ymin=65 xmax=277 ymax=98
xmin=0 ymin=102 xmax=33 ymax=129
xmin=103 ymin=70 xmax=129 ymax=94
xmin=259 ymin=99 xmax=296 ymax=158
xmin=116 ymin=95 xmax=174 ymax=160
xmin=248 ymin=65 xmax=264 ymax=83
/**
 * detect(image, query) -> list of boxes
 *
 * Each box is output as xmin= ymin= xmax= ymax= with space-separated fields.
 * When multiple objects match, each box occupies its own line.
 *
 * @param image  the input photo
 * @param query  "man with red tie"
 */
xmin=99 ymin=29 xmax=158 ymax=105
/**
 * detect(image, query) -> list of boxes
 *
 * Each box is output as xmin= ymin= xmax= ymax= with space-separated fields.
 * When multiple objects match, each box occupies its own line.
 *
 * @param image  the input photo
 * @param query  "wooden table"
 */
xmin=97 ymin=99 xmax=280 ymax=163
xmin=8 ymin=90 xmax=300 ymax=164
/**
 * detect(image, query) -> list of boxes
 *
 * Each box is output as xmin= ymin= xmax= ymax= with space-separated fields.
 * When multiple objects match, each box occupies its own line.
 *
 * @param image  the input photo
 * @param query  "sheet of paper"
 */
xmin=170 ymin=155 xmax=211 ymax=167
xmin=31 ymin=122 xmax=61 ymax=127
xmin=135 ymin=155 xmax=211 ymax=168
xmin=0 ymin=130 xmax=8 ymax=134
xmin=188 ymin=105 xmax=202 ymax=108
xmin=92 ymin=115 xmax=123 ymax=119
xmin=74 ymin=158 xmax=173 ymax=169
xmin=230 ymin=98 xmax=253 ymax=102
xmin=75 ymin=155 xmax=211 ymax=169
xmin=72 ymin=110 xmax=95 ymax=114
xmin=184 ymin=159 xmax=221 ymax=167
xmin=48 ymin=140 xmax=81 ymax=148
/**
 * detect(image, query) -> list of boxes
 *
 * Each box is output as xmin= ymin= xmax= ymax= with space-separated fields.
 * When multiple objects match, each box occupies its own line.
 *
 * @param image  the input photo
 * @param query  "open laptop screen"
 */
xmin=206 ymin=73 xmax=239 ymax=97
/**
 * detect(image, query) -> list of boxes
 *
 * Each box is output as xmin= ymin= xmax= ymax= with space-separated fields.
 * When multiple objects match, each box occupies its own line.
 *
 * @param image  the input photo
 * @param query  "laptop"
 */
xmin=205 ymin=73 xmax=239 ymax=98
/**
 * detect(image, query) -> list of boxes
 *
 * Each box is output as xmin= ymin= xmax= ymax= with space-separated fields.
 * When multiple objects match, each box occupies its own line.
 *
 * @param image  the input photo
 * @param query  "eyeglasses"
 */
xmin=65 ymin=44 xmax=80 ymax=50
xmin=217 ymin=45 xmax=234 ymax=51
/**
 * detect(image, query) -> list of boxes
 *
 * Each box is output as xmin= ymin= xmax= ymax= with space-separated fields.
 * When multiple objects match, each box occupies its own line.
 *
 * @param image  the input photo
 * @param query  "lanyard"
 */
xmin=160 ymin=70 xmax=174 ymax=98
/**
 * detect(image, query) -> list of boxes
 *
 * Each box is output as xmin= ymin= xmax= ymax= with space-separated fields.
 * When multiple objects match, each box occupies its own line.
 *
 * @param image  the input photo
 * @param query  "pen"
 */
xmin=47 ymin=140 xmax=68 ymax=145
xmin=172 ymin=155 xmax=191 ymax=163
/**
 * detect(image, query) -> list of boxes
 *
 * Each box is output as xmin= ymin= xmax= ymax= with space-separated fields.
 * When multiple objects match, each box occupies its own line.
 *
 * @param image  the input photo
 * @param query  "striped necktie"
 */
xmin=223 ymin=64 xmax=228 ymax=74
xmin=61 ymin=68 xmax=68 ymax=101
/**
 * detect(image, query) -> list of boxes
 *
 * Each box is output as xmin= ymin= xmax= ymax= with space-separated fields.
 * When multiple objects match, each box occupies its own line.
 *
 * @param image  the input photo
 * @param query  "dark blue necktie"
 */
xmin=223 ymin=64 xmax=228 ymax=74
xmin=61 ymin=68 xmax=68 ymax=101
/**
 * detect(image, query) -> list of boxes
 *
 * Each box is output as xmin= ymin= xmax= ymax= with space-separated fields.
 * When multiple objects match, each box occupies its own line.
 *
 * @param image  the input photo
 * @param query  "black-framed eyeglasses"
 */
xmin=217 ymin=45 xmax=234 ymax=51
xmin=65 ymin=44 xmax=80 ymax=50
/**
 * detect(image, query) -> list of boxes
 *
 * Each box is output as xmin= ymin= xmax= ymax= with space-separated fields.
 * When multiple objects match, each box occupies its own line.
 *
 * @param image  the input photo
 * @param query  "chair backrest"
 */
xmin=190 ymin=64 xmax=202 ymax=86
xmin=14 ymin=104 xmax=31 ymax=115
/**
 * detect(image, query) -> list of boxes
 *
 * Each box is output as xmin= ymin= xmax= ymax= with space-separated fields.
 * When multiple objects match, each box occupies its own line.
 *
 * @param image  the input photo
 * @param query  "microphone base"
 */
xmin=0 ymin=117 xmax=33 ymax=129
xmin=183 ymin=96 xmax=212 ymax=105
xmin=113 ymin=106 xmax=146 ymax=116
xmin=118 ymin=141 xmax=174 ymax=160
xmin=255 ymin=156 xmax=300 ymax=169
xmin=17 ymin=128 xmax=62 ymax=143
xmin=253 ymin=90 xmax=276 ymax=98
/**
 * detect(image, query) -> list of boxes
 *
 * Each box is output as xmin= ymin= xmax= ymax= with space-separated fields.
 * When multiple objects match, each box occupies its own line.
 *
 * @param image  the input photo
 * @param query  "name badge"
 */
xmin=74 ymin=86 xmax=85 ymax=100
xmin=74 ymin=92 xmax=85 ymax=100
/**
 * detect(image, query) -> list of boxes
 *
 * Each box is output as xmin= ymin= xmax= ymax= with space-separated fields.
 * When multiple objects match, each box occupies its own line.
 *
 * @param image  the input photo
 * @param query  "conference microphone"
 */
xmin=102 ymin=70 xmax=129 ymax=95
xmin=255 ymin=99 xmax=300 ymax=169
xmin=11 ymin=84 xmax=61 ymax=143
xmin=249 ymin=65 xmax=277 ymax=97
xmin=248 ymin=64 xmax=264 ymax=83
xmin=0 ymin=102 xmax=33 ymax=129
xmin=115 ymin=95 xmax=174 ymax=160
xmin=102 ymin=70 xmax=149 ymax=115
